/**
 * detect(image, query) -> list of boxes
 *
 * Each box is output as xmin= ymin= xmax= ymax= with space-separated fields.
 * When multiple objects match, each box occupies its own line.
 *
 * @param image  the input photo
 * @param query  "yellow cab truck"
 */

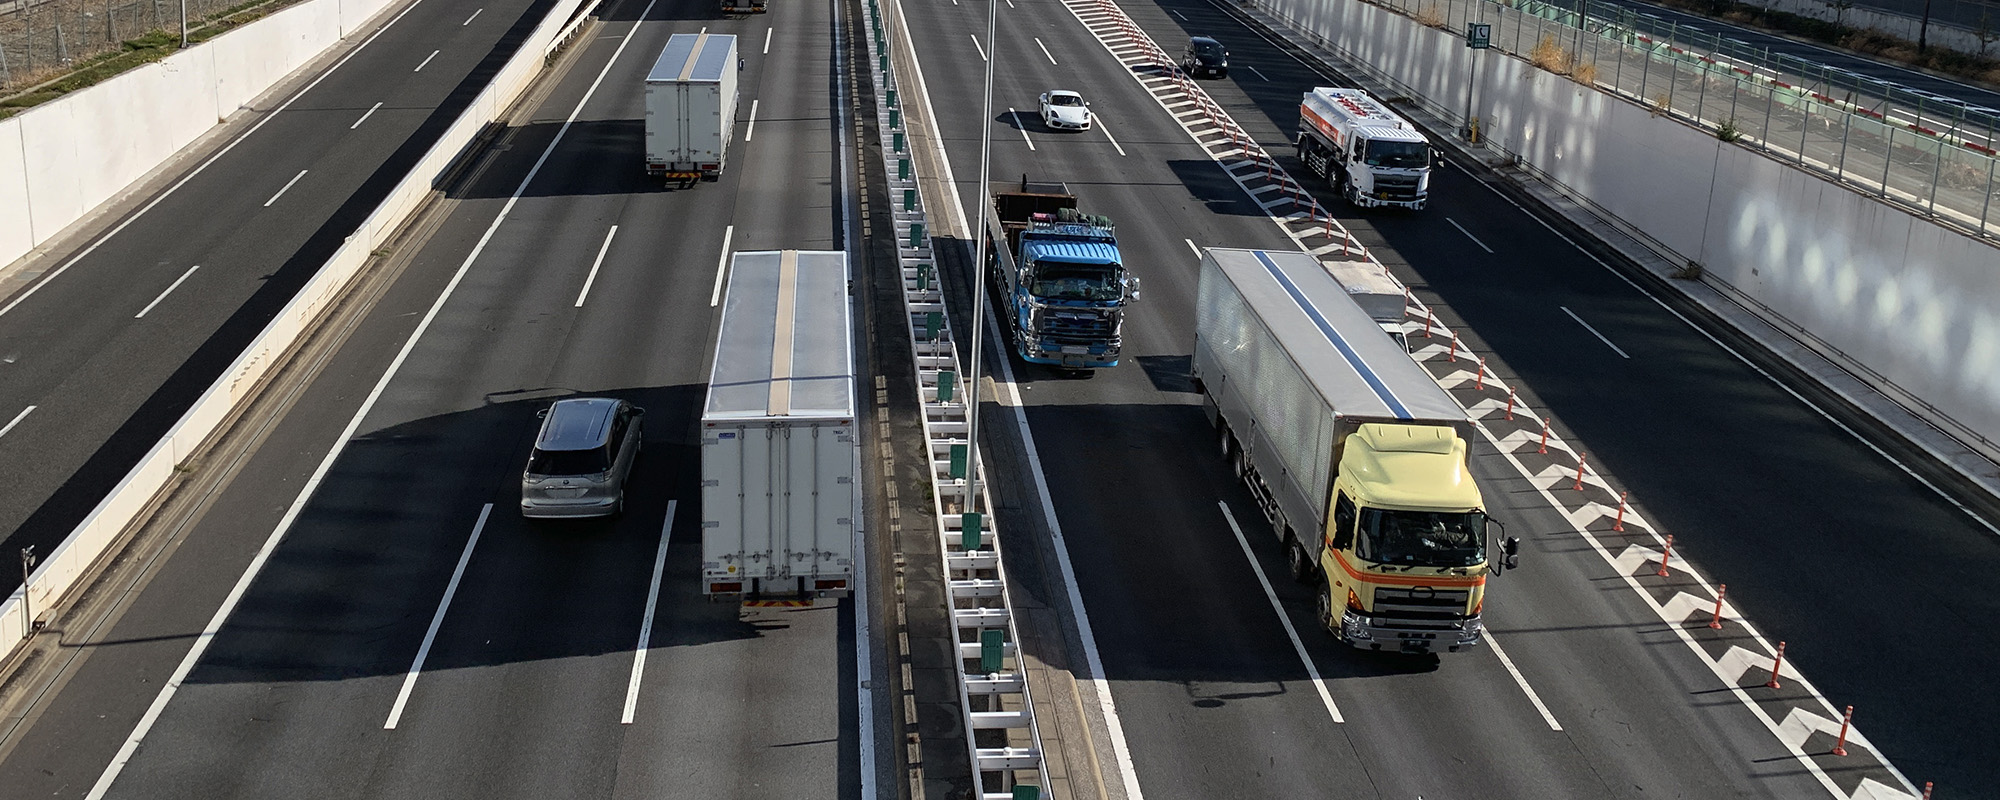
xmin=1192 ymin=248 xmax=1519 ymax=654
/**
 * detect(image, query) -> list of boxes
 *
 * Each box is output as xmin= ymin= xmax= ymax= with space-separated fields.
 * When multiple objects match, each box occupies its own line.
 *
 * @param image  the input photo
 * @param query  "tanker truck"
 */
xmin=1193 ymin=248 xmax=1518 ymax=654
xmin=1296 ymin=87 xmax=1435 ymax=210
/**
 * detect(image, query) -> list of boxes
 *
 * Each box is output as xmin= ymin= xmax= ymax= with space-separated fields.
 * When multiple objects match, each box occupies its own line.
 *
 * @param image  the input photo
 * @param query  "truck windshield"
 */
xmin=1031 ymin=264 xmax=1122 ymax=301
xmin=1356 ymin=508 xmax=1486 ymax=567
xmin=1364 ymin=139 xmax=1429 ymax=169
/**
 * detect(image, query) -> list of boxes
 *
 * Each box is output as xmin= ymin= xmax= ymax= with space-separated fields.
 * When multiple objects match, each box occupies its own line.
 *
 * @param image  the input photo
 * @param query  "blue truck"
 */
xmin=984 ymin=178 xmax=1140 ymax=371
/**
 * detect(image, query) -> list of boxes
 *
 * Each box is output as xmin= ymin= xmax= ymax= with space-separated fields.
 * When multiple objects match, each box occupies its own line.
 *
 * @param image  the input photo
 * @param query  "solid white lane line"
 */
xmin=1561 ymin=306 xmax=1631 ymax=359
xmin=1184 ymin=238 xmax=1201 ymax=258
xmin=86 ymin=6 xmax=662 ymax=792
xmin=763 ymin=26 xmax=773 ymax=53
xmin=1008 ymin=109 xmax=1035 ymax=150
xmin=1446 ymin=217 xmax=1494 ymax=253
xmin=414 ymin=49 xmax=441 ymax=72
xmin=1246 ymin=65 xmax=1270 ymax=81
xmin=1217 ymin=502 xmax=1345 ymax=724
xmin=384 ymin=503 xmax=491 ymax=729
xmin=0 ymin=406 xmax=33 ymax=440
xmin=622 ymin=500 xmax=677 ymax=724
xmin=263 ymin=170 xmax=307 ymax=207
xmin=134 ymin=265 xmax=200 ymax=319
xmin=462 ymin=8 xmax=481 ymax=25
xmin=1485 ymin=632 xmax=1562 ymax=731
xmin=1096 ymin=117 xmax=1126 ymax=157
xmin=709 ymin=225 xmax=735 ymax=307
xmin=574 ymin=225 xmax=618 ymax=307
xmin=746 ymin=99 xmax=760 ymax=141
xmin=971 ymin=34 xmax=986 ymax=62
xmin=0 ymin=0 xmax=429 ymax=323
xmin=350 ymin=102 xmax=384 ymax=129
xmin=1035 ymin=37 xmax=1058 ymax=65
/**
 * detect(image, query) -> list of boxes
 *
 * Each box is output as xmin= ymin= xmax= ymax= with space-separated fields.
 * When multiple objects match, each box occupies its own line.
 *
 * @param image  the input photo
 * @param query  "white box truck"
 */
xmin=1194 ymin=248 xmax=1517 ymax=654
xmin=645 ymin=33 xmax=738 ymax=183
xmin=1322 ymin=257 xmax=1410 ymax=350
xmin=701 ymin=250 xmax=858 ymax=599
xmin=1296 ymin=87 xmax=1434 ymax=210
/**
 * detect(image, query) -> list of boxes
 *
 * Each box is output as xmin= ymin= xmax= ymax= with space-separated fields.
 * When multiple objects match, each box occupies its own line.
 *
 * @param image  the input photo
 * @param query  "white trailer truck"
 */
xmin=1296 ymin=87 xmax=1434 ymax=210
xmin=1323 ymin=257 xmax=1410 ymax=350
xmin=645 ymin=33 xmax=739 ymax=184
xmin=701 ymin=250 xmax=857 ymax=599
xmin=1194 ymin=248 xmax=1517 ymax=654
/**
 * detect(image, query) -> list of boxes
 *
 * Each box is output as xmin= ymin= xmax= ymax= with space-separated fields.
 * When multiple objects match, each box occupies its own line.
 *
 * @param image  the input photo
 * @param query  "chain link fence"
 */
xmin=0 ymin=0 xmax=249 ymax=92
xmin=1361 ymin=0 xmax=2000 ymax=236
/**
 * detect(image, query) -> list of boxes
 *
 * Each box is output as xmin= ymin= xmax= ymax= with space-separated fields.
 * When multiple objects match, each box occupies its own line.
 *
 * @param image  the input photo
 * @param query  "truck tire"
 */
xmin=1285 ymin=531 xmax=1315 ymax=584
xmin=1316 ymin=583 xmax=1339 ymax=637
xmin=1230 ymin=444 xmax=1249 ymax=481
xmin=1217 ymin=424 xmax=1234 ymax=462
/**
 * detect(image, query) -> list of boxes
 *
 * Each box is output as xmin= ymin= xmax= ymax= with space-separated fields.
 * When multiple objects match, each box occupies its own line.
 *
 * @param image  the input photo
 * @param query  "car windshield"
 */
xmin=1364 ymin=139 xmax=1429 ymax=168
xmin=1355 ymin=508 xmax=1486 ymax=568
xmin=1049 ymin=94 xmax=1082 ymax=106
xmin=1031 ymin=264 xmax=1122 ymax=301
xmin=528 ymin=446 xmax=609 ymax=477
xmin=1195 ymin=43 xmax=1223 ymax=57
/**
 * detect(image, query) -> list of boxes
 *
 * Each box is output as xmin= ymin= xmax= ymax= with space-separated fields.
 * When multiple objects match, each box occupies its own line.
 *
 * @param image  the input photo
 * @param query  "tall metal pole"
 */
xmin=180 ymin=0 xmax=188 ymax=48
xmin=962 ymin=0 xmax=998 ymax=526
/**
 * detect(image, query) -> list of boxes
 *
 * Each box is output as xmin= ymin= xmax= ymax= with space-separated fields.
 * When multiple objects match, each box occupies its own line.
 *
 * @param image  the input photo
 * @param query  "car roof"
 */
xmin=537 ymin=397 xmax=622 ymax=451
xmin=1190 ymin=35 xmax=1221 ymax=45
xmin=1046 ymin=89 xmax=1082 ymax=98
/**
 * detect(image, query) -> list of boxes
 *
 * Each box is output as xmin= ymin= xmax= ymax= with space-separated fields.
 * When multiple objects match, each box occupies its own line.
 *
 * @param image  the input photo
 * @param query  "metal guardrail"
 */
xmin=859 ymin=0 xmax=1052 ymax=796
xmin=1328 ymin=0 xmax=2000 ymax=237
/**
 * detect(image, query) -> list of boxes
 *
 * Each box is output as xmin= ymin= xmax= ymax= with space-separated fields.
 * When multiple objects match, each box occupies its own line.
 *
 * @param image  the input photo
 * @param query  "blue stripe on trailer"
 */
xmin=1251 ymin=250 xmax=1411 ymax=419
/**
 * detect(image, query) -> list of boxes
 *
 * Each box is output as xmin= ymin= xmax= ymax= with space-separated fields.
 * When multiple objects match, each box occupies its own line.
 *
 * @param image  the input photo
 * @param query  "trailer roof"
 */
xmin=705 ymin=250 xmax=855 ymax=420
xmin=648 ymin=33 xmax=737 ymax=84
xmin=1205 ymin=248 xmax=1464 ymax=424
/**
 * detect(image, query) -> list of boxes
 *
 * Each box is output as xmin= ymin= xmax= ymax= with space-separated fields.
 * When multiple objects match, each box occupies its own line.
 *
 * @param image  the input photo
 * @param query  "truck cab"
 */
xmin=988 ymin=180 xmax=1140 ymax=370
xmin=1342 ymin=125 xmax=1431 ymax=208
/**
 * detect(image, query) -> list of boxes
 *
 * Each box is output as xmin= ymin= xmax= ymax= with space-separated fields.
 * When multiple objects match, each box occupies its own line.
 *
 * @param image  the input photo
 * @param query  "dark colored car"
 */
xmin=1181 ymin=36 xmax=1228 ymax=78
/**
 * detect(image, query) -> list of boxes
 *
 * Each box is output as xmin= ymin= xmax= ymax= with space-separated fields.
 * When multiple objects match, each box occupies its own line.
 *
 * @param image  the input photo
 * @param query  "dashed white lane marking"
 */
xmin=414 ymin=49 xmax=440 ymax=72
xmin=1246 ymin=65 xmax=1270 ymax=81
xmin=1484 ymin=633 xmax=1561 ymax=730
xmin=1184 ymin=238 xmax=1201 ymax=258
xmin=746 ymin=99 xmax=761 ymax=141
xmin=1008 ymin=108 xmax=1036 ymax=150
xmin=1096 ymin=117 xmax=1126 ymax=156
xmin=350 ymin=101 xmax=384 ymax=129
xmin=263 ymin=170 xmax=307 ymax=207
xmin=1217 ymin=502 xmax=1344 ymax=724
xmin=0 ymin=406 xmax=33 ymax=440
xmin=134 ymin=265 xmax=200 ymax=319
xmin=1170 ymin=8 xmax=1187 ymax=19
xmin=575 ymin=225 xmax=618 ymax=307
xmin=462 ymin=8 xmax=481 ymax=25
xmin=1035 ymin=37 xmax=1058 ymax=65
xmin=1561 ymin=306 xmax=1631 ymax=359
xmin=84 ymin=8 xmax=663 ymax=792
xmin=971 ymin=34 xmax=986 ymax=62
xmin=1446 ymin=216 xmax=1494 ymax=253
xmin=763 ymin=26 xmax=773 ymax=53
xmin=384 ymin=503 xmax=492 ymax=729
xmin=709 ymin=224 xmax=735 ymax=307
xmin=622 ymin=500 xmax=677 ymax=724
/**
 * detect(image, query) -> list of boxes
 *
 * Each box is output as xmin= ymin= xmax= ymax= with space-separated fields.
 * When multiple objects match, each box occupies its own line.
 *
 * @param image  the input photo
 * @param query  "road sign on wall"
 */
xmin=1467 ymin=23 xmax=1491 ymax=49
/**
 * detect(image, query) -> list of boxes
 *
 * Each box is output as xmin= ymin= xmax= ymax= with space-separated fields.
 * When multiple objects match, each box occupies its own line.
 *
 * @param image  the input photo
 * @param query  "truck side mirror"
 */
xmin=1125 ymin=275 xmax=1142 ymax=300
xmin=1501 ymin=536 xmax=1520 ymax=571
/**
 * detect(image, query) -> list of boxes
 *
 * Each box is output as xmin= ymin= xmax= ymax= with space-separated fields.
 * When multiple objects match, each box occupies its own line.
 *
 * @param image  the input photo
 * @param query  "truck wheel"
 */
xmin=1316 ymin=583 xmax=1338 ymax=636
xmin=1230 ymin=445 xmax=1249 ymax=481
xmin=1217 ymin=424 xmax=1234 ymax=461
xmin=1286 ymin=532 xmax=1315 ymax=584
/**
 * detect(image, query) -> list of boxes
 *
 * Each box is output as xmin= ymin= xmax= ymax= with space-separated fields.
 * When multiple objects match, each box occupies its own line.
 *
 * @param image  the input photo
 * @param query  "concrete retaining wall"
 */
xmin=0 ymin=0 xmax=592 ymax=654
xmin=1255 ymin=0 xmax=2000 ymax=453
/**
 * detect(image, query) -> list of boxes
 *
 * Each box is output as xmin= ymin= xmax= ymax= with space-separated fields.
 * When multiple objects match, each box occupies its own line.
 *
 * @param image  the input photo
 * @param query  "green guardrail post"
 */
xmin=979 ymin=626 xmax=1003 ymax=673
xmin=916 ymin=262 xmax=931 ymax=290
xmin=879 ymin=54 xmax=888 ymax=75
xmin=889 ymin=108 xmax=901 ymax=128
xmin=897 ymin=157 xmax=910 ymax=180
xmin=903 ymin=188 xmax=916 ymax=211
xmin=936 ymin=369 xmax=954 ymax=401
xmin=963 ymin=512 xmax=985 ymax=552
xmin=1012 ymin=786 xmax=1041 ymax=800
xmin=949 ymin=443 xmax=967 ymax=478
xmin=925 ymin=310 xmax=942 ymax=341
xmin=909 ymin=222 xmax=925 ymax=248
xmin=887 ymin=89 xmax=898 ymax=108
xmin=893 ymin=131 xmax=905 ymax=152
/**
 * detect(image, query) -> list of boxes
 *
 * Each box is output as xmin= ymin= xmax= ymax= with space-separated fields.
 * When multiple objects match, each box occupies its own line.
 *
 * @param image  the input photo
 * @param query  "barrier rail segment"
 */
xmin=861 ymin=0 xmax=1051 ymax=796
xmin=1315 ymin=0 xmax=2000 ymax=237
xmin=0 ymin=0 xmax=589 ymax=660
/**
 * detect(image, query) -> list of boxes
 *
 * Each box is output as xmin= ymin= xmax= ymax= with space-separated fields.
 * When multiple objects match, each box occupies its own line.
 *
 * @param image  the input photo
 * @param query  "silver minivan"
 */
xmin=520 ymin=397 xmax=643 ymax=518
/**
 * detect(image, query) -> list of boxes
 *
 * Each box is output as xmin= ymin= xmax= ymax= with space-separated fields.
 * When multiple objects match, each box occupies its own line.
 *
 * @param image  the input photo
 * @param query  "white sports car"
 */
xmin=1039 ymin=90 xmax=1092 ymax=131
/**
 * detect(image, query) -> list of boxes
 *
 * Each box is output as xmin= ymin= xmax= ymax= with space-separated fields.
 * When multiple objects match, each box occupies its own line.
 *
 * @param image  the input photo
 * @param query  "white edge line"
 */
xmin=1560 ymin=305 xmax=1631 ymax=358
xmin=903 ymin=11 xmax=1145 ymax=789
xmin=1216 ymin=502 xmax=1345 ymax=724
xmin=0 ymin=0 xmax=432 ymax=323
xmin=1035 ymin=37 xmax=1058 ymax=65
xmin=83 ymin=6 xmax=660 ymax=794
xmin=134 ymin=265 xmax=201 ymax=319
xmin=574 ymin=225 xmax=618 ymax=307
xmin=0 ymin=405 xmax=34 ymax=439
xmin=383 ymin=503 xmax=492 ymax=729
xmin=1097 ymin=117 xmax=1126 ymax=157
xmin=1445 ymin=216 xmax=1495 ymax=253
xmin=1484 ymin=632 xmax=1562 ymax=730
xmin=414 ymin=49 xmax=441 ymax=72
xmin=350 ymin=101 xmax=384 ymax=130
xmin=622 ymin=499 xmax=677 ymax=724
xmin=1008 ymin=108 xmax=1035 ymax=150
xmin=709 ymin=225 xmax=736 ymax=307
xmin=262 ymin=170 xmax=308 ymax=208
xmin=746 ymin=99 xmax=760 ymax=141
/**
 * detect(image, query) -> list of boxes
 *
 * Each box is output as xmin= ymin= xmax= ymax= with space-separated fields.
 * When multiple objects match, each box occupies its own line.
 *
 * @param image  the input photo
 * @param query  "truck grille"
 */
xmin=1375 ymin=175 xmax=1422 ymax=200
xmin=1039 ymin=310 xmax=1115 ymax=344
xmin=1372 ymin=586 xmax=1471 ymax=626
